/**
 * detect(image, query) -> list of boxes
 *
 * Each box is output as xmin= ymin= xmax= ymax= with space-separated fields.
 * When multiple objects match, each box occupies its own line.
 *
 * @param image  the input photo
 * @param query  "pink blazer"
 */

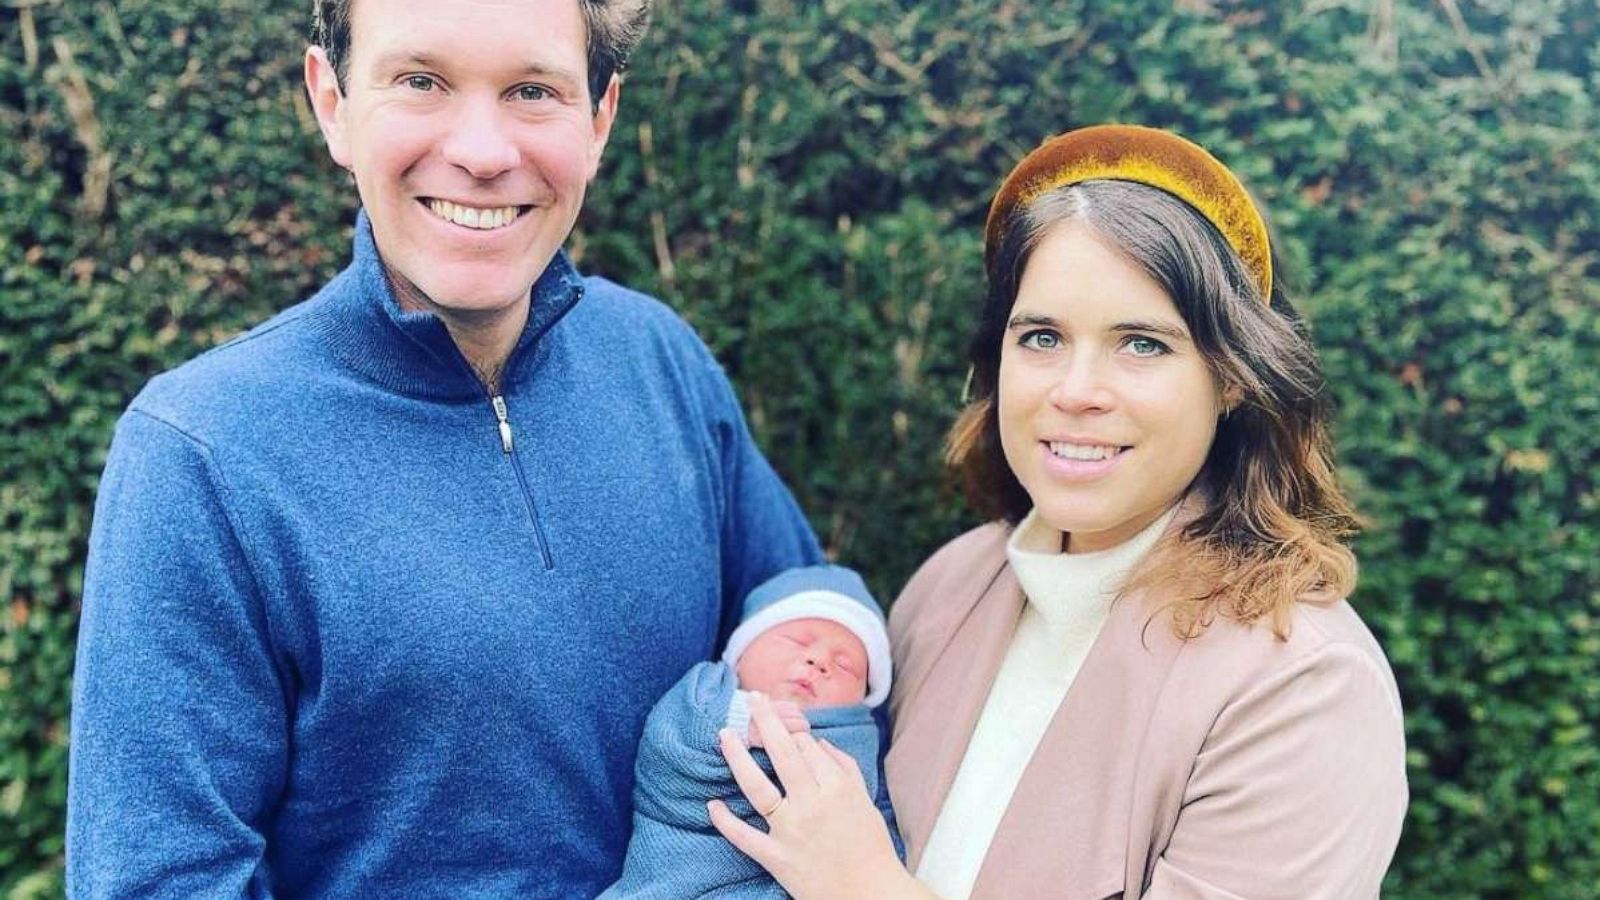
xmin=886 ymin=523 xmax=1407 ymax=900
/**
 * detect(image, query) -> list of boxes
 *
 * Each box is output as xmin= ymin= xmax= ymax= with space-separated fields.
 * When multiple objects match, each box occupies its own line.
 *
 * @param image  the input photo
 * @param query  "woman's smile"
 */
xmin=1039 ymin=439 xmax=1130 ymax=481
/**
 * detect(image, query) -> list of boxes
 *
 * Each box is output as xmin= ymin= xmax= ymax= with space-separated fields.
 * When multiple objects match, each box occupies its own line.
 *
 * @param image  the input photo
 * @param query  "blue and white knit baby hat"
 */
xmin=721 ymin=564 xmax=893 ymax=707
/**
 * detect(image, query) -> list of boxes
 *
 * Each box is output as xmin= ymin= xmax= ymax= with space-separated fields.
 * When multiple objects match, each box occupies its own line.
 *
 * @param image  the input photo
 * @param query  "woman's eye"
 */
xmin=1125 ymin=336 xmax=1170 ymax=357
xmin=404 ymin=75 xmax=437 ymax=92
xmin=1019 ymin=330 xmax=1061 ymax=351
xmin=514 ymin=84 xmax=551 ymax=102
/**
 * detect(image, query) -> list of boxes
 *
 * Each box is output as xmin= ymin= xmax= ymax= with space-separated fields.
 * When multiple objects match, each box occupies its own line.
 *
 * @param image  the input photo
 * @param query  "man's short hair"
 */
xmin=310 ymin=0 xmax=652 ymax=103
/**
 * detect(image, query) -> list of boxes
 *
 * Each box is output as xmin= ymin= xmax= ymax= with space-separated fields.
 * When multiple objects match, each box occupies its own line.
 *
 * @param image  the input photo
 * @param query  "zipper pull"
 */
xmin=491 ymin=395 xmax=514 ymax=454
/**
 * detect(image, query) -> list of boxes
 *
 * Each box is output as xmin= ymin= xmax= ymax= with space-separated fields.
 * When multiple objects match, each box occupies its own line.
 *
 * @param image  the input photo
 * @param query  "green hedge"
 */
xmin=3 ymin=0 xmax=1595 ymax=895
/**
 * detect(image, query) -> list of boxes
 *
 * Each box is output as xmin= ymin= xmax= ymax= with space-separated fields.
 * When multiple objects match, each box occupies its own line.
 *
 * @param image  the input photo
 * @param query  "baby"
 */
xmin=599 ymin=565 xmax=895 ymax=899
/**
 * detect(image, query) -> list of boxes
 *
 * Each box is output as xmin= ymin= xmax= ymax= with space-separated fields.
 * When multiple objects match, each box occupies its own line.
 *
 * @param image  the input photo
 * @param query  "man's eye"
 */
xmin=514 ymin=84 xmax=550 ymax=102
xmin=1019 ymin=330 xmax=1061 ymax=351
xmin=404 ymin=75 xmax=437 ymax=92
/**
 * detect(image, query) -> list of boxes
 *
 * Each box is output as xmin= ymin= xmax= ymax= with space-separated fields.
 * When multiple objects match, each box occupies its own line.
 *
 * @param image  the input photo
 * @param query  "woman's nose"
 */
xmin=1046 ymin=354 xmax=1115 ymax=413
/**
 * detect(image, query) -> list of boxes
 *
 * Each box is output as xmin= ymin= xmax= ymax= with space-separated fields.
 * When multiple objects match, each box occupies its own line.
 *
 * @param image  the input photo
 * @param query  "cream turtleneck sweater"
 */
xmin=914 ymin=506 xmax=1178 ymax=900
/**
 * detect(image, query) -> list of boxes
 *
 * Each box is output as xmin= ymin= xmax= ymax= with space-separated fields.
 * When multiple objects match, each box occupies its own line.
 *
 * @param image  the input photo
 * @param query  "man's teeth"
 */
xmin=426 ymin=199 xmax=522 ymax=230
xmin=1049 ymin=442 xmax=1122 ymax=461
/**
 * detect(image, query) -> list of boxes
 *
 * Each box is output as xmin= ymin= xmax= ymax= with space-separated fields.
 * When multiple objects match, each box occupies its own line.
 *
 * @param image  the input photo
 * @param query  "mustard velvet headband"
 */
xmin=985 ymin=124 xmax=1274 ymax=301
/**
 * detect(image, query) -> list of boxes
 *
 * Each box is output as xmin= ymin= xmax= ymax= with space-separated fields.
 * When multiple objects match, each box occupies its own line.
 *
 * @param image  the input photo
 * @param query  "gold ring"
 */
xmin=758 ymin=795 xmax=786 ymax=818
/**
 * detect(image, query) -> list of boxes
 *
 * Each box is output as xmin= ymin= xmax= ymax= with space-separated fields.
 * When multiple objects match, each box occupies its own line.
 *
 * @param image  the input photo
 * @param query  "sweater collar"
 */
xmin=315 ymin=210 xmax=586 ymax=401
xmin=1004 ymin=504 xmax=1179 ymax=631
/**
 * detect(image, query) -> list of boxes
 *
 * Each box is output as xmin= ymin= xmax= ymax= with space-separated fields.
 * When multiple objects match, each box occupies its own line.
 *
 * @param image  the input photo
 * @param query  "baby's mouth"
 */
xmin=790 ymin=677 xmax=817 ymax=699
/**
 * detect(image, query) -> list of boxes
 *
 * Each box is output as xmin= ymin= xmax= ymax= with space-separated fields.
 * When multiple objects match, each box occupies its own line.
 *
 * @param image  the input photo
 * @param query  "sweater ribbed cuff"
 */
xmin=724 ymin=690 xmax=754 ymax=745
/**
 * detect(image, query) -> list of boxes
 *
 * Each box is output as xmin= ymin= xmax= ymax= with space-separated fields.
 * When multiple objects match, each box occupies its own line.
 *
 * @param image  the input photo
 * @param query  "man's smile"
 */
xmin=421 ymin=198 xmax=532 ymax=230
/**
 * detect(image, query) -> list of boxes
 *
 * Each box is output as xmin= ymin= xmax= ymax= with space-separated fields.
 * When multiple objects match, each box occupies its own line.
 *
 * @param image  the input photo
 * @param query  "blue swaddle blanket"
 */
xmin=599 ymin=660 xmax=883 ymax=899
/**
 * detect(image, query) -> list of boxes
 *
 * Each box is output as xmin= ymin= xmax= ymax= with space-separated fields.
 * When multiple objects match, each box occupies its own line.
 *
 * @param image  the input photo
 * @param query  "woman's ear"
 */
xmin=1220 ymin=384 xmax=1244 ymax=418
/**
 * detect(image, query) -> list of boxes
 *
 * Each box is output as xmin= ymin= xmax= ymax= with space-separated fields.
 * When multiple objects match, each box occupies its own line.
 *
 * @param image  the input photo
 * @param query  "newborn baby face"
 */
xmin=735 ymin=618 xmax=869 ymax=708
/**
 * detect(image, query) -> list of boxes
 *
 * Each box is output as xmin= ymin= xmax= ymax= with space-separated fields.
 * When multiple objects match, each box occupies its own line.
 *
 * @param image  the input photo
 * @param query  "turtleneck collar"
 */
xmin=312 ymin=210 xmax=586 ymax=402
xmin=1005 ymin=504 xmax=1180 ymax=632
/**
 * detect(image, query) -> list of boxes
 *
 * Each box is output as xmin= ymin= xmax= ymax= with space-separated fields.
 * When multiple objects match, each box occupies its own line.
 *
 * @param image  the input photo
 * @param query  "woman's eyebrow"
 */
xmin=1111 ymin=319 xmax=1190 ymax=341
xmin=1006 ymin=313 xmax=1191 ymax=341
xmin=1006 ymin=313 xmax=1058 ymax=329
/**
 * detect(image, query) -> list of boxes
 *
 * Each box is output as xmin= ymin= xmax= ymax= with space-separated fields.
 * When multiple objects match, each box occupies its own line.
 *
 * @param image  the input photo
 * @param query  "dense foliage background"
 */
xmin=2 ymin=0 xmax=1596 ymax=895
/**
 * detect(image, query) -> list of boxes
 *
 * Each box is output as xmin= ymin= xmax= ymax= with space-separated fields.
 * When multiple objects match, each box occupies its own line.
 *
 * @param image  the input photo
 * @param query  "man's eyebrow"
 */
xmin=369 ymin=50 xmax=440 ymax=73
xmin=366 ymin=50 xmax=582 ymax=86
xmin=513 ymin=62 xmax=584 ymax=85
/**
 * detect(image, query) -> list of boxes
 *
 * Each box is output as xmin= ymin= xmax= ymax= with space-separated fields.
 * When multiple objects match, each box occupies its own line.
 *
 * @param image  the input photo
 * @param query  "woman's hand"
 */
xmin=708 ymin=693 xmax=928 ymax=900
xmin=747 ymin=699 xmax=810 ymax=748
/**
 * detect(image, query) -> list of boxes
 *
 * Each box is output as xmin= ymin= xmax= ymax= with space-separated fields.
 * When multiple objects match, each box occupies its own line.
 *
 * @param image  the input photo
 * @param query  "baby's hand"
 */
xmin=747 ymin=699 xmax=810 ymax=748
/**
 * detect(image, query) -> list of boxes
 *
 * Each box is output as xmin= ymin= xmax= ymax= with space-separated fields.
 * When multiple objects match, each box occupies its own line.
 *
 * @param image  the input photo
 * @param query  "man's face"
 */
xmin=306 ymin=0 xmax=617 ymax=317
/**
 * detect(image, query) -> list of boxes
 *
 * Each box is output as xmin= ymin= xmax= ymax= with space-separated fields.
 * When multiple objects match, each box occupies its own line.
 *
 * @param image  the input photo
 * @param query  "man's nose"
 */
xmin=440 ymin=97 xmax=521 ymax=179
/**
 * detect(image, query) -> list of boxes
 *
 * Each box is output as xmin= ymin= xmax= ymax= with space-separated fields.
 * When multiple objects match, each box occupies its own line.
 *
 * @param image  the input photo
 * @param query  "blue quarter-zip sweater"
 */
xmin=67 ymin=214 xmax=823 ymax=897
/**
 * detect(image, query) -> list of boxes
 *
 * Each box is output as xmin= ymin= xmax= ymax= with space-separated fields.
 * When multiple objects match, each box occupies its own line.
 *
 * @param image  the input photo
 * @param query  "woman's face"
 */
xmin=997 ymin=223 xmax=1225 ymax=553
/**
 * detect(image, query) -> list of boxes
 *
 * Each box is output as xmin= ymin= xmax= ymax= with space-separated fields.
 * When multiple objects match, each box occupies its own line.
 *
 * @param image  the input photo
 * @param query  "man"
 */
xmin=66 ymin=0 xmax=825 ymax=895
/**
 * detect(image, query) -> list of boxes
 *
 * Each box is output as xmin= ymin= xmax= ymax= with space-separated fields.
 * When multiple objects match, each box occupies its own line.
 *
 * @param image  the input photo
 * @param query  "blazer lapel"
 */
xmin=968 ymin=590 xmax=1186 ymax=900
xmin=887 ymin=564 xmax=1025 ymax=869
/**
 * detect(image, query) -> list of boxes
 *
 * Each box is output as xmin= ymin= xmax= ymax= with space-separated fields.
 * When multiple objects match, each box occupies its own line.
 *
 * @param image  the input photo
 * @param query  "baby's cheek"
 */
xmin=822 ymin=678 xmax=868 ymax=706
xmin=734 ymin=657 xmax=787 ymax=696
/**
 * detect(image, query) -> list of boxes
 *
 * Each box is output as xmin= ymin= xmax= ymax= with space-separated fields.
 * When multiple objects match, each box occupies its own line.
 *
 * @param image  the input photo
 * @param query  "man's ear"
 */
xmin=585 ymin=74 xmax=622 ymax=181
xmin=305 ymin=46 xmax=352 ymax=169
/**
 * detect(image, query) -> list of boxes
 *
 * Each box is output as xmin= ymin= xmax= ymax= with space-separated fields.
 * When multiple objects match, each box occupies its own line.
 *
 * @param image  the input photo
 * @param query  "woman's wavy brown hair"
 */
xmin=947 ymin=180 xmax=1361 ymax=639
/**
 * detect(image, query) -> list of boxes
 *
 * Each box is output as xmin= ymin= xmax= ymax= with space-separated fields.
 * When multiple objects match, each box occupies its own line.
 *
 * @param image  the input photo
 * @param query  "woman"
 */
xmin=708 ymin=125 xmax=1408 ymax=899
